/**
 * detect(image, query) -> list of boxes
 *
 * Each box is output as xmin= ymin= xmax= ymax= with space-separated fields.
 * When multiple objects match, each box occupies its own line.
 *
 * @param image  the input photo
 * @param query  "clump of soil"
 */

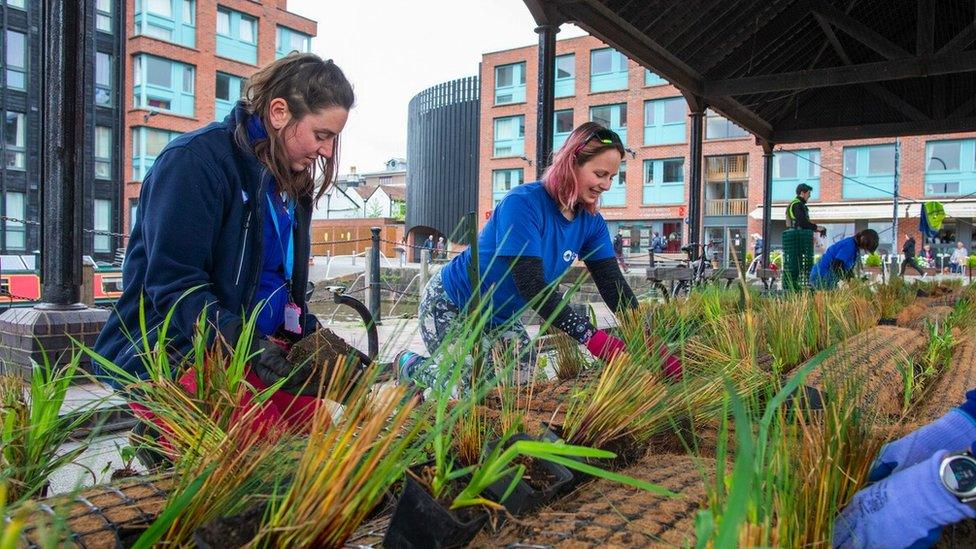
xmin=896 ymin=300 xmax=928 ymax=327
xmin=194 ymin=504 xmax=265 ymax=549
xmin=286 ymin=328 xmax=370 ymax=389
xmin=806 ymin=325 xmax=926 ymax=417
xmin=476 ymin=453 xmax=712 ymax=547
xmin=514 ymin=455 xmax=557 ymax=492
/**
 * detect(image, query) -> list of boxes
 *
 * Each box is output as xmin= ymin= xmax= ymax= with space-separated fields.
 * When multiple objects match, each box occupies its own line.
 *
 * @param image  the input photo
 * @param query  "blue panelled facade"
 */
xmin=924 ymin=139 xmax=976 ymax=197
xmin=275 ymin=25 xmax=311 ymax=59
xmin=493 ymin=115 xmax=525 ymax=157
xmin=134 ymin=0 xmax=196 ymax=48
xmin=771 ymin=149 xmax=821 ymax=201
xmin=643 ymin=158 xmax=685 ymax=205
xmin=644 ymin=70 xmax=667 ymax=86
xmin=494 ymin=62 xmax=526 ymax=105
xmin=643 ymin=97 xmax=685 ymax=145
xmin=492 ymin=168 xmax=524 ymax=206
xmin=216 ymin=6 xmax=258 ymax=64
xmin=133 ymin=54 xmax=196 ymax=116
xmin=590 ymin=103 xmax=626 ymax=144
xmin=600 ymin=162 xmax=627 ymax=207
xmin=554 ymin=54 xmax=574 ymax=98
xmin=132 ymin=127 xmax=182 ymax=181
xmin=214 ymin=72 xmax=244 ymax=121
xmin=553 ymin=109 xmax=573 ymax=151
xmin=842 ymin=144 xmax=896 ymax=199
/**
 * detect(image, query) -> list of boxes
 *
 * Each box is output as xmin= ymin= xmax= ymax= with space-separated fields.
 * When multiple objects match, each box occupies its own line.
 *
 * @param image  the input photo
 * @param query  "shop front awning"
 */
xmin=749 ymin=200 xmax=976 ymax=221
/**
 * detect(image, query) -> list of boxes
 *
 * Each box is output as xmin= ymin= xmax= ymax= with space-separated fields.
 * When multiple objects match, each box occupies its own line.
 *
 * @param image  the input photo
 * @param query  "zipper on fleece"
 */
xmin=235 ymin=211 xmax=251 ymax=285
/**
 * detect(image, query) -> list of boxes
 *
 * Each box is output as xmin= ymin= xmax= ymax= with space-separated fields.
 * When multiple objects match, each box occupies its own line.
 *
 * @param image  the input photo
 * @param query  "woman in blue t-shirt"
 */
xmin=809 ymin=229 xmax=879 ymax=289
xmin=397 ymin=122 xmax=681 ymax=391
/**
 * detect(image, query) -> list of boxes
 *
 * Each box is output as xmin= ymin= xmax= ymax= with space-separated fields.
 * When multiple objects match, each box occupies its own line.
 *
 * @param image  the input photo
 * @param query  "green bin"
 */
xmin=782 ymin=228 xmax=814 ymax=291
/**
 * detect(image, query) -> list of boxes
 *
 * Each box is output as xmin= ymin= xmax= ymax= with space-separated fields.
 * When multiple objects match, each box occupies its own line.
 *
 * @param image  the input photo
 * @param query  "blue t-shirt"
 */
xmin=809 ymin=236 xmax=858 ymax=289
xmin=440 ymin=182 xmax=615 ymax=325
xmin=254 ymin=180 xmax=294 ymax=336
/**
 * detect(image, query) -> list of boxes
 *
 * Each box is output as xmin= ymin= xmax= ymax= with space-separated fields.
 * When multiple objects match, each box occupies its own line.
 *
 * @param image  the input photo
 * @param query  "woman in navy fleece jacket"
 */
xmin=94 ymin=54 xmax=354 ymax=432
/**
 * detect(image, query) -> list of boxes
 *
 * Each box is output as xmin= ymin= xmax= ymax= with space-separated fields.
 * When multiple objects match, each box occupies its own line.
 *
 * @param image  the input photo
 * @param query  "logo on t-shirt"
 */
xmin=562 ymin=249 xmax=578 ymax=263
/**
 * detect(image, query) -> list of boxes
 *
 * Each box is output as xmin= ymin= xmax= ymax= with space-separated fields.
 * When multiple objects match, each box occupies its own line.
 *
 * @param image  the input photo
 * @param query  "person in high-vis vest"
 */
xmin=786 ymin=183 xmax=824 ymax=232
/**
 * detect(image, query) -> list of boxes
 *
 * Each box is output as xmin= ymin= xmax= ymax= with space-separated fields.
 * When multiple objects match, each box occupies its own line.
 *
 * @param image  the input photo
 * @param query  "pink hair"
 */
xmin=541 ymin=121 xmax=624 ymax=215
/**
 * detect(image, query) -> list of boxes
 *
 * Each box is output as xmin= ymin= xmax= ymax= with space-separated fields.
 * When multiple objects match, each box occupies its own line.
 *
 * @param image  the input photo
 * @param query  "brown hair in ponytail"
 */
xmin=235 ymin=53 xmax=355 ymax=202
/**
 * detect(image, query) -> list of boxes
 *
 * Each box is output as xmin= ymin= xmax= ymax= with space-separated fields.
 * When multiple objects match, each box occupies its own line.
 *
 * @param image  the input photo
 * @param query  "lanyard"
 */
xmin=266 ymin=192 xmax=295 ymax=283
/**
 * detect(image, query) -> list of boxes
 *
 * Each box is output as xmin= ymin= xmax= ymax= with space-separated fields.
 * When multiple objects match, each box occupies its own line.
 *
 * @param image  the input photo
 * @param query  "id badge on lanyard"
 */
xmin=267 ymin=192 xmax=302 ymax=335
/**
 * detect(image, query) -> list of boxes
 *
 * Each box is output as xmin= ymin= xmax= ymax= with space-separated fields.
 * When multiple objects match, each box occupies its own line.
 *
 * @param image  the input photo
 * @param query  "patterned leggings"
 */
xmin=415 ymin=270 xmax=537 ymax=392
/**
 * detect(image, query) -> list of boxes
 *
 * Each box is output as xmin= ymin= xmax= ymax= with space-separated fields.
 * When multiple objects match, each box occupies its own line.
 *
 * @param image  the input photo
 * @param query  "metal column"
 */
xmin=761 ymin=142 xmax=775 ymax=268
xmin=534 ymin=24 xmax=559 ymax=178
xmin=38 ymin=0 xmax=93 ymax=308
xmin=686 ymin=98 xmax=705 ymax=260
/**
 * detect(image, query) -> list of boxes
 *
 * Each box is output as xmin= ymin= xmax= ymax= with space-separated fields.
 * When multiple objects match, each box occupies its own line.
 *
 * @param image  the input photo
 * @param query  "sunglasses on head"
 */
xmin=575 ymin=128 xmax=623 ymax=154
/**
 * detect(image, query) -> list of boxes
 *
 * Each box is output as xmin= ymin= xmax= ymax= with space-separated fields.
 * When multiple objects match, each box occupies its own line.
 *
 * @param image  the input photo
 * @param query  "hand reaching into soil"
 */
xmin=250 ymin=338 xmax=321 ymax=396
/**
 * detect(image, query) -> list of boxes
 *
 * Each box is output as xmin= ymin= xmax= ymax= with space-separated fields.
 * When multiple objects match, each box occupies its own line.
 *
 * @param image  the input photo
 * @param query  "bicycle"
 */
xmin=670 ymin=243 xmax=710 ymax=299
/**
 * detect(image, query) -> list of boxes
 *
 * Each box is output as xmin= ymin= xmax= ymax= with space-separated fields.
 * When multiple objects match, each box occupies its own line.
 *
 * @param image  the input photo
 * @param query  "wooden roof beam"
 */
xmin=812 ymin=3 xmax=911 ymax=60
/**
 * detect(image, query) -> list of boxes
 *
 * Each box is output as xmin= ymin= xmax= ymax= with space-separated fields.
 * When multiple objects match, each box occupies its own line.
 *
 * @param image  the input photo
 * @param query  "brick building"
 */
xmin=480 ymin=35 xmax=976 ymax=265
xmin=123 ymin=0 xmax=315 ymax=233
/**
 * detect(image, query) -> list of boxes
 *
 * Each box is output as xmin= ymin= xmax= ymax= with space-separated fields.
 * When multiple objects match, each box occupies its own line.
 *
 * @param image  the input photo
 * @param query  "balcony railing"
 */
xmin=705 ymin=198 xmax=749 ymax=216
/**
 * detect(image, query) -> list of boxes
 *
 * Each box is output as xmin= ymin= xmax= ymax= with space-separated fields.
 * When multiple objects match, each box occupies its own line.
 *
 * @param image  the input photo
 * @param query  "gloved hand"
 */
xmin=250 ymin=338 xmax=319 ymax=396
xmin=833 ymin=450 xmax=975 ymax=549
xmin=869 ymin=409 xmax=976 ymax=482
xmin=586 ymin=330 xmax=626 ymax=362
xmin=657 ymin=344 xmax=682 ymax=381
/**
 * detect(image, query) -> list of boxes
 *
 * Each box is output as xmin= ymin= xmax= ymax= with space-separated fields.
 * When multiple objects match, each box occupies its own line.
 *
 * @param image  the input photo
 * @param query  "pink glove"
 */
xmin=586 ymin=330 xmax=626 ymax=362
xmin=658 ymin=344 xmax=683 ymax=381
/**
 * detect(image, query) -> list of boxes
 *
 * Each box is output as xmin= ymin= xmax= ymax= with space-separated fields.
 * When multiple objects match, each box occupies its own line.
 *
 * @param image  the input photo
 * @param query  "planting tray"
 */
xmin=476 ymin=452 xmax=712 ymax=547
xmin=483 ymin=434 xmax=574 ymax=515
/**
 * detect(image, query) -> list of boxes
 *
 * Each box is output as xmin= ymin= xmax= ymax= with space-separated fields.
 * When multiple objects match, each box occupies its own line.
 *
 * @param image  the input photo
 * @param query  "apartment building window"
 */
xmin=842 ymin=144 xmax=896 ymax=199
xmin=553 ymin=109 xmax=573 ymax=151
xmin=3 ymin=0 xmax=25 ymax=9
xmin=554 ymin=54 xmax=574 ymax=98
xmin=771 ymin=149 xmax=820 ymax=201
xmin=494 ymin=62 xmax=526 ymax=105
xmin=643 ymin=97 xmax=685 ymax=145
xmin=216 ymin=6 xmax=258 ymax=64
xmin=276 ymin=26 xmax=312 ymax=59
xmin=644 ymin=70 xmax=667 ymax=86
xmin=136 ymin=0 xmax=195 ymax=47
xmin=132 ymin=126 xmax=182 ymax=180
xmin=705 ymin=109 xmax=748 ymax=140
xmin=96 ymin=0 xmax=113 ymax=32
xmin=95 ymin=52 xmax=113 ymax=106
xmin=4 ymin=112 xmax=25 ymax=170
xmin=95 ymin=126 xmax=112 ymax=179
xmin=133 ymin=54 xmax=195 ymax=116
xmin=215 ymin=72 xmax=245 ymax=121
xmin=493 ymin=115 xmax=524 ymax=157
xmin=129 ymin=199 xmax=139 ymax=232
xmin=93 ymin=199 xmax=112 ymax=253
xmin=5 ymin=30 xmax=25 ymax=91
xmin=590 ymin=48 xmax=628 ymax=93
xmin=492 ymin=168 xmax=523 ymax=206
xmin=590 ymin=104 xmax=627 ymax=144
xmin=3 ymin=191 xmax=25 ymax=250
xmin=600 ymin=162 xmax=627 ymax=207
xmin=643 ymin=158 xmax=684 ymax=205
xmin=705 ymin=154 xmax=749 ymax=216
xmin=925 ymin=139 xmax=975 ymax=197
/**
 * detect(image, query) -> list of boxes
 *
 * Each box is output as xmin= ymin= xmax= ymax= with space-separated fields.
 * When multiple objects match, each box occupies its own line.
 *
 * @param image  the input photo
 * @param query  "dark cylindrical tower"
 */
xmin=406 ymin=76 xmax=480 ymax=245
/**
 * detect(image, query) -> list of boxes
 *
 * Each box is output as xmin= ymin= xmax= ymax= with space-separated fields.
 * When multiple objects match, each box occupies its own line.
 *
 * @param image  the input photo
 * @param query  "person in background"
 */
xmin=651 ymin=231 xmax=665 ymax=254
xmin=395 ymin=123 xmax=681 ymax=392
xmin=950 ymin=241 xmax=968 ymax=274
xmin=93 ymin=54 xmax=355 ymax=442
xmin=921 ymin=243 xmax=935 ymax=269
xmin=833 ymin=393 xmax=976 ymax=548
xmin=899 ymin=233 xmax=925 ymax=277
xmin=786 ymin=183 xmax=825 ymax=234
xmin=613 ymin=231 xmax=630 ymax=273
xmin=808 ymin=229 xmax=879 ymax=289
xmin=435 ymin=236 xmax=446 ymax=260
xmin=422 ymin=234 xmax=434 ymax=262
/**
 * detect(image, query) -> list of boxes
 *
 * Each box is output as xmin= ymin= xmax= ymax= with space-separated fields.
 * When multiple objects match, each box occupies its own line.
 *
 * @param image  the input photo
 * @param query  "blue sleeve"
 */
xmin=580 ymin=214 xmax=615 ymax=261
xmin=494 ymin=193 xmax=542 ymax=258
xmin=139 ymin=146 xmax=243 ymax=343
xmin=837 ymin=239 xmax=858 ymax=269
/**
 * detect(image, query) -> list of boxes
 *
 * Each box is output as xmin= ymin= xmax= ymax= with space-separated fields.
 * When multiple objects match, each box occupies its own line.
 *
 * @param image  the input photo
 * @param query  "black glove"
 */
xmin=250 ymin=338 xmax=319 ymax=396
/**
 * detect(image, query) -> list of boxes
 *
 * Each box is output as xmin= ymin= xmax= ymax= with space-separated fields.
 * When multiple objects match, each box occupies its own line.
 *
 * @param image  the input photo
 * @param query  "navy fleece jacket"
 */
xmin=93 ymin=103 xmax=313 ymax=388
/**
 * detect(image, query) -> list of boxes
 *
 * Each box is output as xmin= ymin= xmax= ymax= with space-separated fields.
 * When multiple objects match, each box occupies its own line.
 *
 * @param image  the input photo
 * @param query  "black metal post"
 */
xmin=38 ymin=0 xmax=92 ymax=308
xmin=686 ymin=97 xmax=705 ymax=261
xmin=369 ymin=227 xmax=381 ymax=325
xmin=761 ymin=141 xmax=775 ymax=268
xmin=534 ymin=24 xmax=559 ymax=178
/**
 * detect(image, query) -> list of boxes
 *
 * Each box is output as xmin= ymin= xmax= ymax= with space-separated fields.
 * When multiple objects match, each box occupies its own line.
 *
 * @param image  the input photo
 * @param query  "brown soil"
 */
xmin=516 ymin=455 xmax=558 ymax=492
xmin=805 ymin=325 xmax=926 ymax=417
xmin=287 ymin=327 xmax=368 ymax=373
xmin=905 ymin=305 xmax=954 ymax=332
xmin=473 ymin=453 xmax=713 ymax=548
xmin=895 ymin=300 xmax=928 ymax=328
xmin=913 ymin=331 xmax=976 ymax=423
xmin=938 ymin=518 xmax=976 ymax=547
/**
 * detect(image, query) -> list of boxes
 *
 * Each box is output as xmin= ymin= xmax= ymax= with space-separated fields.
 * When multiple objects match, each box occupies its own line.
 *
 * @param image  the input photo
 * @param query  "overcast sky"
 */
xmin=286 ymin=0 xmax=586 ymax=175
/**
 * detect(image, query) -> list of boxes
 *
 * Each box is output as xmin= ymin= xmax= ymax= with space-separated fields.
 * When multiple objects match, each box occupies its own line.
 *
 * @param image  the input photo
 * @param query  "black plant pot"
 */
xmin=539 ymin=423 xmax=644 ymax=484
xmin=483 ymin=434 xmax=573 ymax=515
xmin=383 ymin=474 xmax=488 ymax=549
xmin=878 ymin=318 xmax=897 ymax=326
xmin=193 ymin=504 xmax=265 ymax=549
